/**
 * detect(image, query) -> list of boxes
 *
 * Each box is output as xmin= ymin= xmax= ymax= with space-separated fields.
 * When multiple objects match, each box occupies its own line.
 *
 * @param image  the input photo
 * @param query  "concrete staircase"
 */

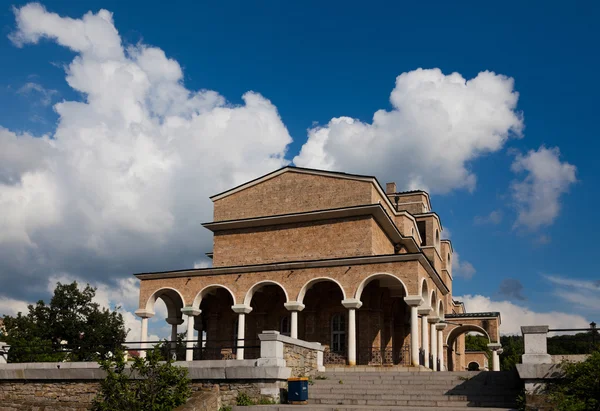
xmin=234 ymin=370 xmax=521 ymax=411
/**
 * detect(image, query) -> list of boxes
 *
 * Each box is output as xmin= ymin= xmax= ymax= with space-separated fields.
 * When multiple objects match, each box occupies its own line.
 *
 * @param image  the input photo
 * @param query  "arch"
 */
xmin=445 ymin=324 xmax=491 ymax=371
xmin=445 ymin=324 xmax=491 ymax=346
xmin=355 ymin=272 xmax=408 ymax=300
xmin=437 ymin=299 xmax=445 ymax=319
xmin=193 ymin=284 xmax=236 ymax=308
xmin=145 ymin=287 xmax=185 ymax=318
xmin=468 ymin=361 xmax=480 ymax=371
xmin=297 ymin=277 xmax=346 ymax=303
xmin=420 ymin=278 xmax=429 ymax=302
xmin=244 ymin=280 xmax=290 ymax=306
xmin=429 ymin=289 xmax=437 ymax=311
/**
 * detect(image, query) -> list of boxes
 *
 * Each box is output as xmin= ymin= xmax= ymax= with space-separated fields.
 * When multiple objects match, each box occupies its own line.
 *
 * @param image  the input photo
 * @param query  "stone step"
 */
xmin=309 ymin=390 xmax=520 ymax=398
xmin=233 ymin=406 xmax=517 ymax=411
xmin=309 ymin=393 xmax=518 ymax=402
xmin=311 ymin=399 xmax=517 ymax=408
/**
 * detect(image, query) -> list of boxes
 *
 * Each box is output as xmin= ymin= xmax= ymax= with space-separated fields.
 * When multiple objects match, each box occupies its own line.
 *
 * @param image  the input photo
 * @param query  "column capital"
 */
xmin=435 ymin=323 xmax=447 ymax=331
xmin=135 ymin=309 xmax=155 ymax=319
xmin=284 ymin=302 xmax=305 ymax=312
xmin=342 ymin=298 xmax=362 ymax=309
xmin=418 ymin=306 xmax=433 ymax=316
xmin=404 ymin=295 xmax=424 ymax=307
xmin=521 ymin=325 xmax=549 ymax=335
xmin=181 ymin=307 xmax=202 ymax=317
xmin=232 ymin=304 xmax=253 ymax=314
xmin=428 ymin=315 xmax=440 ymax=324
xmin=165 ymin=317 xmax=184 ymax=325
xmin=487 ymin=343 xmax=502 ymax=351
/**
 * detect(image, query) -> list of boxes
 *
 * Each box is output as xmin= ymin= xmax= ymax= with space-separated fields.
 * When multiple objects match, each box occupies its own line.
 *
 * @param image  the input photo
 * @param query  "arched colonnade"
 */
xmin=136 ymin=273 xmax=450 ymax=369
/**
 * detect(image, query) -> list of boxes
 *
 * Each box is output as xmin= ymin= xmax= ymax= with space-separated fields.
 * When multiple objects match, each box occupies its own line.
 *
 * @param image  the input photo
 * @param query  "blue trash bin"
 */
xmin=287 ymin=377 xmax=308 ymax=404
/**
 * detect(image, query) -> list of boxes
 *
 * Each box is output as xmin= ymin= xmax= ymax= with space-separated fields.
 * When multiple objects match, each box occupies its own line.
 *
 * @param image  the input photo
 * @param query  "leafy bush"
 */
xmin=235 ymin=392 xmax=254 ymax=406
xmin=546 ymin=350 xmax=600 ymax=411
xmin=92 ymin=347 xmax=191 ymax=411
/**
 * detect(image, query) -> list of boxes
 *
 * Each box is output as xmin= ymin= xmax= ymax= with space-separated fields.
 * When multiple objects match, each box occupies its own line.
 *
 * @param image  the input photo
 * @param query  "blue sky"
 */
xmin=0 ymin=1 xmax=598 ymax=338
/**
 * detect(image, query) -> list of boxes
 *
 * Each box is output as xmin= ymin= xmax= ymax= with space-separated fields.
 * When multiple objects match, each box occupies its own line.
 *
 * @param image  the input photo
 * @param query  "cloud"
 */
xmin=458 ymin=294 xmax=590 ymax=335
xmin=294 ymin=68 xmax=523 ymax=194
xmin=452 ymin=252 xmax=476 ymax=279
xmin=497 ymin=278 xmax=525 ymax=301
xmin=0 ymin=297 xmax=30 ymax=317
xmin=1 ymin=274 xmax=167 ymax=343
xmin=1 ymin=3 xmax=292 ymax=303
xmin=545 ymin=275 xmax=600 ymax=316
xmin=474 ymin=210 xmax=502 ymax=225
xmin=17 ymin=82 xmax=58 ymax=106
xmin=534 ymin=234 xmax=551 ymax=245
xmin=511 ymin=146 xmax=577 ymax=230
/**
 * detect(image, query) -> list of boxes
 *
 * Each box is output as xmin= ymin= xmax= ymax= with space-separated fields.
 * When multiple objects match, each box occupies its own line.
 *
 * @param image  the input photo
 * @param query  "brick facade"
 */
xmin=135 ymin=166 xmax=501 ymax=369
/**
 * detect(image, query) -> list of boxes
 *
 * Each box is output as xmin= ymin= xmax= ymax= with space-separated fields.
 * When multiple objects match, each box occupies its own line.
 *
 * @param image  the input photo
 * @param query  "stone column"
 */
xmin=488 ymin=343 xmax=502 ymax=371
xmin=165 ymin=317 xmax=184 ymax=360
xmin=428 ymin=316 xmax=439 ymax=371
xmin=520 ymin=326 xmax=551 ymax=364
xmin=232 ymin=304 xmax=253 ymax=360
xmin=284 ymin=302 xmax=305 ymax=339
xmin=418 ymin=307 xmax=432 ymax=368
xmin=134 ymin=309 xmax=155 ymax=359
xmin=342 ymin=298 xmax=363 ymax=366
xmin=181 ymin=307 xmax=201 ymax=361
xmin=404 ymin=296 xmax=424 ymax=367
xmin=436 ymin=323 xmax=447 ymax=371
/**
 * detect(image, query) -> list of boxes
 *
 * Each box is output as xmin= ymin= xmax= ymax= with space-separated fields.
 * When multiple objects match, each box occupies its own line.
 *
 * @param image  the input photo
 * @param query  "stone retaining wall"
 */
xmin=0 ymin=381 xmax=100 ymax=411
xmin=0 ymin=359 xmax=290 ymax=411
xmin=283 ymin=342 xmax=319 ymax=377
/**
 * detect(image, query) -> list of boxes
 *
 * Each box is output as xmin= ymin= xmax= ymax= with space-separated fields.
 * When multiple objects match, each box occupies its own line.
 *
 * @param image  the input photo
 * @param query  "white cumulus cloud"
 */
xmin=511 ymin=146 xmax=577 ymax=230
xmin=1 ymin=3 xmax=292 ymax=301
xmin=294 ymin=68 xmax=523 ymax=194
xmin=452 ymin=251 xmax=476 ymax=279
xmin=458 ymin=294 xmax=590 ymax=335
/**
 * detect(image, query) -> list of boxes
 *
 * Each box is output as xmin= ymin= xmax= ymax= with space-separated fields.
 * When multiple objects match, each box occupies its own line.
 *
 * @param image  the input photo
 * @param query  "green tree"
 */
xmin=92 ymin=347 xmax=192 ymax=411
xmin=2 ymin=281 xmax=127 ymax=362
xmin=546 ymin=350 xmax=600 ymax=411
xmin=465 ymin=334 xmax=491 ymax=367
xmin=499 ymin=335 xmax=523 ymax=371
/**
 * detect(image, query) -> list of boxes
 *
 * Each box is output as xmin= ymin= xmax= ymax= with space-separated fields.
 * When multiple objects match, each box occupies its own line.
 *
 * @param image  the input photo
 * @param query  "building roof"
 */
xmin=446 ymin=312 xmax=500 ymax=318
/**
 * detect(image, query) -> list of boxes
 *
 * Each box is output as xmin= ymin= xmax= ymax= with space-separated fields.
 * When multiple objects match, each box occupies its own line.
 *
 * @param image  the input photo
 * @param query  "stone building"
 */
xmin=134 ymin=166 xmax=502 ymax=371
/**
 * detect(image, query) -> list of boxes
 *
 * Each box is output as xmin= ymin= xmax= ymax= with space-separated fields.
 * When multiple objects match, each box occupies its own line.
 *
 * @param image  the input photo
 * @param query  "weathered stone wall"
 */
xmin=282 ymin=342 xmax=319 ymax=378
xmin=0 ymin=380 xmax=100 ymax=411
xmin=0 ymin=379 xmax=284 ymax=410
xmin=190 ymin=381 xmax=284 ymax=407
xmin=175 ymin=385 xmax=220 ymax=411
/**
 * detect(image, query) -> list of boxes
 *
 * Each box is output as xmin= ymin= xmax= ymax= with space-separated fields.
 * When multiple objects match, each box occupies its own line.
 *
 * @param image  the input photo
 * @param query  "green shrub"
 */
xmin=91 ymin=347 xmax=191 ymax=411
xmin=546 ymin=350 xmax=600 ymax=411
xmin=235 ymin=392 xmax=254 ymax=406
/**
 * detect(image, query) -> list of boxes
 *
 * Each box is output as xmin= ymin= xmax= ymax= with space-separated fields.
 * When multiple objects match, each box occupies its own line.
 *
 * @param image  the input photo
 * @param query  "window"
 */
xmin=435 ymin=229 xmax=440 ymax=246
xmin=331 ymin=314 xmax=346 ymax=353
xmin=417 ymin=221 xmax=427 ymax=246
xmin=280 ymin=315 xmax=291 ymax=336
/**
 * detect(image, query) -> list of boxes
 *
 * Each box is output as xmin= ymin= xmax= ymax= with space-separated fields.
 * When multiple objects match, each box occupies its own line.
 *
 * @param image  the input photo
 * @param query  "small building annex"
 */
xmin=134 ymin=166 xmax=502 ymax=371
